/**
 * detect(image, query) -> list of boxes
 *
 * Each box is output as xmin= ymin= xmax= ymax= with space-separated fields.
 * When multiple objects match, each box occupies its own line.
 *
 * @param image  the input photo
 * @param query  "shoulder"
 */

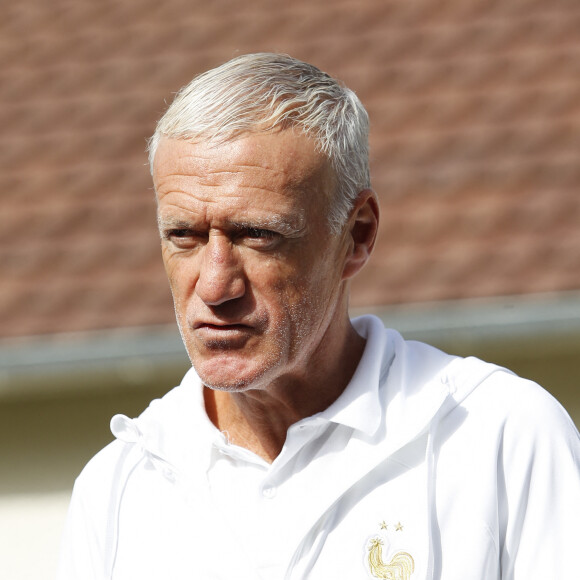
xmin=469 ymin=365 xmax=577 ymax=436
xmin=60 ymin=439 xmax=143 ymax=573
xmin=72 ymin=438 xmax=143 ymax=512
xmin=449 ymin=361 xmax=580 ymax=476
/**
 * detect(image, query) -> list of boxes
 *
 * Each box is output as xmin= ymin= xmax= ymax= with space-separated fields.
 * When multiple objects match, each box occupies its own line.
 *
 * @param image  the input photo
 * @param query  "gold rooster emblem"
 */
xmin=367 ymin=538 xmax=415 ymax=579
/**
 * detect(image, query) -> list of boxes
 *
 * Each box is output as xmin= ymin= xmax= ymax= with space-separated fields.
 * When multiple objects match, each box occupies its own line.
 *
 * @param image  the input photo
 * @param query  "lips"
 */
xmin=190 ymin=323 xmax=256 ymax=351
xmin=197 ymin=323 xmax=249 ymax=335
xmin=193 ymin=321 xmax=251 ymax=331
xmin=188 ymin=309 xmax=269 ymax=345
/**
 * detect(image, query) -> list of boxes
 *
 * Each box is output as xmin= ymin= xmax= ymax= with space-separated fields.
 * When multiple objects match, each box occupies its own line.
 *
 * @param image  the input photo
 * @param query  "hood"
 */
xmin=110 ymin=367 xmax=215 ymax=485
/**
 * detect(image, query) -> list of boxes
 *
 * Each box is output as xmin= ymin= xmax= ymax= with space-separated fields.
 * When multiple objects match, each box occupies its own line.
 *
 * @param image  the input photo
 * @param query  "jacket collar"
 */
xmin=117 ymin=315 xmax=491 ymax=478
xmin=314 ymin=315 xmax=393 ymax=437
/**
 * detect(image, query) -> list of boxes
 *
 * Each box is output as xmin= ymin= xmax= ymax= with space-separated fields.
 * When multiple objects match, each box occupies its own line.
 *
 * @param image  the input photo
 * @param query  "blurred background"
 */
xmin=1 ymin=0 xmax=579 ymax=577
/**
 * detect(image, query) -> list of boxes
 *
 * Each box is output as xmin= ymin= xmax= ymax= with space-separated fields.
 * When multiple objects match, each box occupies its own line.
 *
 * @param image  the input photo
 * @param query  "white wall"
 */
xmin=0 ymin=492 xmax=70 ymax=580
xmin=0 ymin=384 xmax=170 ymax=580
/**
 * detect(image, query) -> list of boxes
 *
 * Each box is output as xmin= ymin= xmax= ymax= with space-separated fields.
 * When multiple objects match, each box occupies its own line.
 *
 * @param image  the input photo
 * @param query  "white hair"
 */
xmin=147 ymin=53 xmax=370 ymax=233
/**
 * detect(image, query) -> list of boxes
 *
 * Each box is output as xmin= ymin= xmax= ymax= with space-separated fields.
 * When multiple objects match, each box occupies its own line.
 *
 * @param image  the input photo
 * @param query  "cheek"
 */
xmin=162 ymin=249 xmax=179 ymax=287
xmin=255 ymin=250 xmax=338 ymax=313
xmin=269 ymin=272 xmax=328 ymax=334
xmin=163 ymin=266 xmax=196 ymax=326
xmin=257 ymin=261 xmax=308 ymax=308
xmin=246 ymin=262 xmax=309 ymax=332
xmin=162 ymin=252 xmax=195 ymax=297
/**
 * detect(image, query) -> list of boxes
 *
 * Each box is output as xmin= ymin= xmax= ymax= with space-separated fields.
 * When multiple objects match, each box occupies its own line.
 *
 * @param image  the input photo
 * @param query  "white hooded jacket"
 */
xmin=58 ymin=315 xmax=580 ymax=579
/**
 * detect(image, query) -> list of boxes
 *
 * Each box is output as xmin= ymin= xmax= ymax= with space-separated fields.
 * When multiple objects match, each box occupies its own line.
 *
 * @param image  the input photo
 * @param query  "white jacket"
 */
xmin=58 ymin=316 xmax=580 ymax=579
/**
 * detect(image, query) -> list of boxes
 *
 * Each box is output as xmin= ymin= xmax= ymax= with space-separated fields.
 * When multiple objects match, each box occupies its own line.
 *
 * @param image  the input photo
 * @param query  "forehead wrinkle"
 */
xmin=156 ymin=170 xmax=314 ymax=206
xmin=182 ymin=162 xmax=297 ymax=194
xmin=157 ymin=191 xmax=306 ymax=231
xmin=157 ymin=199 xmax=208 ymax=227
xmin=176 ymin=141 xmax=322 ymax=178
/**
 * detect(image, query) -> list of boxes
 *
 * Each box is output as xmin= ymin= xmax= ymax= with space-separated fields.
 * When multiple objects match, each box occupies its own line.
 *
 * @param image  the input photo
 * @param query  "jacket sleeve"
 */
xmin=57 ymin=476 xmax=105 ymax=580
xmin=498 ymin=382 xmax=580 ymax=579
xmin=57 ymin=440 xmax=136 ymax=580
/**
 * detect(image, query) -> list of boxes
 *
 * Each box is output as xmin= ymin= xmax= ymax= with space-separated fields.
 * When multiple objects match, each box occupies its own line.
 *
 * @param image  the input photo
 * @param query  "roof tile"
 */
xmin=1 ymin=0 xmax=579 ymax=336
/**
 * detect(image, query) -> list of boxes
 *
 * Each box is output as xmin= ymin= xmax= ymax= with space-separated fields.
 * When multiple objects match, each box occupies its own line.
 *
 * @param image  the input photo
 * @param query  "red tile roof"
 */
xmin=2 ymin=0 xmax=580 ymax=338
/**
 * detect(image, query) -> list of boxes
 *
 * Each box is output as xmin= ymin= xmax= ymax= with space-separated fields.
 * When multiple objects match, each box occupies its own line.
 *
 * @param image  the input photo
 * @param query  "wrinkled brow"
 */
xmin=157 ymin=212 xmax=307 ymax=236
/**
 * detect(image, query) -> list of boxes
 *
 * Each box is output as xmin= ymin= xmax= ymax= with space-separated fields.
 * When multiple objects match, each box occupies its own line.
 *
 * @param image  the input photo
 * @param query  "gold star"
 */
xmin=395 ymin=522 xmax=403 ymax=532
xmin=379 ymin=521 xmax=388 ymax=530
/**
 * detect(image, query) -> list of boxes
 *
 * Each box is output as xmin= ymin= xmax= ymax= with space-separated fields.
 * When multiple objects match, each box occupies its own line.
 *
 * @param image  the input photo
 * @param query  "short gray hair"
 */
xmin=148 ymin=53 xmax=370 ymax=233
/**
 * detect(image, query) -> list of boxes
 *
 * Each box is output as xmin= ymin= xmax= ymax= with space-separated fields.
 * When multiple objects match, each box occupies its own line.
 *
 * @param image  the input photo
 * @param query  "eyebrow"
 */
xmin=230 ymin=216 xmax=306 ymax=237
xmin=157 ymin=217 xmax=194 ymax=231
xmin=157 ymin=213 xmax=307 ymax=237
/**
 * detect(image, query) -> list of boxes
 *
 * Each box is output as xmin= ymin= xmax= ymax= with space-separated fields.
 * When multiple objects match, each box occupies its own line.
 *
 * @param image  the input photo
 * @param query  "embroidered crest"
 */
xmin=365 ymin=520 xmax=414 ymax=579
xmin=367 ymin=538 xmax=414 ymax=580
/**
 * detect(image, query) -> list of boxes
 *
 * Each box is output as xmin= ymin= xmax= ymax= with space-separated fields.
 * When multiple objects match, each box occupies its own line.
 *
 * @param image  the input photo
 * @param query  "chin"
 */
xmin=201 ymin=378 xmax=254 ymax=392
xmin=192 ymin=355 xmax=276 ymax=393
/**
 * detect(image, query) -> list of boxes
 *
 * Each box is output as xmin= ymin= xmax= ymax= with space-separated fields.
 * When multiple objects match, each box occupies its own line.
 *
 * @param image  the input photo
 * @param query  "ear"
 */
xmin=342 ymin=189 xmax=380 ymax=281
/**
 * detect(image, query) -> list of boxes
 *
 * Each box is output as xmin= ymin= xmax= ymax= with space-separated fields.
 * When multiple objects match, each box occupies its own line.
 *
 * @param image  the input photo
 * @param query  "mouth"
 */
xmin=191 ymin=321 xmax=256 ymax=345
xmin=193 ymin=322 xmax=251 ymax=331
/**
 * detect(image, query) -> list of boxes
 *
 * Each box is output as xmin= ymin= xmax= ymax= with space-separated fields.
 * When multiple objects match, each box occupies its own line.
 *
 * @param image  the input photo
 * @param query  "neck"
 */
xmin=203 ymin=317 xmax=366 ymax=462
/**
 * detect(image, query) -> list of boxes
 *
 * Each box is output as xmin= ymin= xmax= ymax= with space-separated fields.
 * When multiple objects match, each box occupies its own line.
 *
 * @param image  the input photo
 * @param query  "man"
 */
xmin=58 ymin=53 xmax=580 ymax=579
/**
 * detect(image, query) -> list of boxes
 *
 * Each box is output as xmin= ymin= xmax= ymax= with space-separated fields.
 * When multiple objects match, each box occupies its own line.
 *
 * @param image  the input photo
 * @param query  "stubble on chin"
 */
xmin=187 ymin=323 xmax=290 ymax=393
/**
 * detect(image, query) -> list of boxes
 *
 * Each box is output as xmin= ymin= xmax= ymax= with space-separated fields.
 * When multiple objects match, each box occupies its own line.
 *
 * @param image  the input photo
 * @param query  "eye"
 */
xmin=163 ymin=228 xmax=205 ymax=249
xmin=168 ymin=228 xmax=190 ymax=238
xmin=246 ymin=228 xmax=274 ymax=239
xmin=241 ymin=227 xmax=280 ymax=249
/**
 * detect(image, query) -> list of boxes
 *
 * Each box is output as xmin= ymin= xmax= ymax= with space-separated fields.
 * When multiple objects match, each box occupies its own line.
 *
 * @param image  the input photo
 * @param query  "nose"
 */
xmin=195 ymin=233 xmax=245 ymax=306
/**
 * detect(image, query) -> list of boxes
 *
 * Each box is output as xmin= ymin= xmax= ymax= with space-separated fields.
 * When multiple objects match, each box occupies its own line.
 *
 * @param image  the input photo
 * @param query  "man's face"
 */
xmin=153 ymin=131 xmax=353 ymax=392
